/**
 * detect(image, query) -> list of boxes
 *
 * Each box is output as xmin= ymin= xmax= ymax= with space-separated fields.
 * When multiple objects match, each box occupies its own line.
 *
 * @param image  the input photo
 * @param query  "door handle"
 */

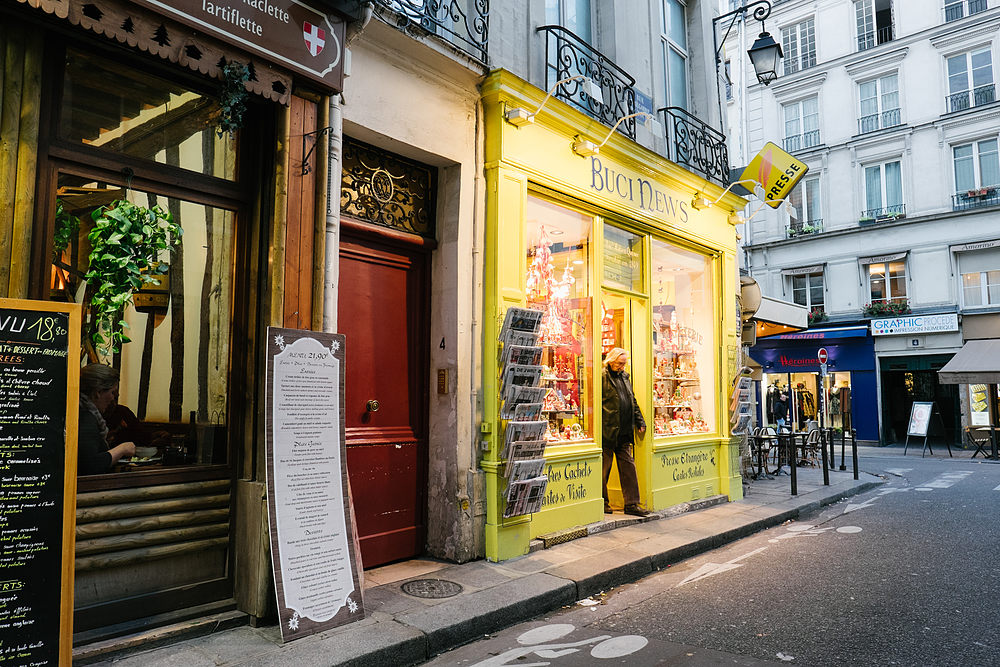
xmin=366 ymin=399 xmax=380 ymax=413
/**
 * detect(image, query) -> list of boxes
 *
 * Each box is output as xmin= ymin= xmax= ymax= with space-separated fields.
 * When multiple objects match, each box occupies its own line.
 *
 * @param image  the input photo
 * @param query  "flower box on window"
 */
xmin=808 ymin=307 xmax=828 ymax=325
xmin=861 ymin=300 xmax=911 ymax=317
xmin=967 ymin=187 xmax=995 ymax=198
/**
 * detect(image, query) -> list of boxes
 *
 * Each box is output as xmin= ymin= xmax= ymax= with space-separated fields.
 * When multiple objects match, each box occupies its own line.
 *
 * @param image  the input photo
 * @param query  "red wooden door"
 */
xmin=339 ymin=229 xmax=429 ymax=568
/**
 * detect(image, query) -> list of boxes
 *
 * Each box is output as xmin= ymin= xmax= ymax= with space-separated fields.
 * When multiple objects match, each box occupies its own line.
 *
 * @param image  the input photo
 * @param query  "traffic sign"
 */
xmin=817 ymin=347 xmax=828 ymax=364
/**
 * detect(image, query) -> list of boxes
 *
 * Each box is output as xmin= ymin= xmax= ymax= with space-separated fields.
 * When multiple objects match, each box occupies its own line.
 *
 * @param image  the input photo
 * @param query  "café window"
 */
xmin=47 ymin=46 xmax=246 ymax=481
xmin=650 ymin=239 xmax=715 ymax=436
xmin=526 ymin=196 xmax=594 ymax=443
xmin=59 ymin=46 xmax=238 ymax=181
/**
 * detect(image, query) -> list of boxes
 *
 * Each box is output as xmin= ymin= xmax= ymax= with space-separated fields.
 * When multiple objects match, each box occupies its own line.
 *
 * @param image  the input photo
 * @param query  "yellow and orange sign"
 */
xmin=739 ymin=142 xmax=809 ymax=208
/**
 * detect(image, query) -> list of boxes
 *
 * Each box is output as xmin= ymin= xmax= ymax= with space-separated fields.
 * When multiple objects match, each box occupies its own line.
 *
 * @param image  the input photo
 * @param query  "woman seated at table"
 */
xmin=79 ymin=363 xmax=135 ymax=475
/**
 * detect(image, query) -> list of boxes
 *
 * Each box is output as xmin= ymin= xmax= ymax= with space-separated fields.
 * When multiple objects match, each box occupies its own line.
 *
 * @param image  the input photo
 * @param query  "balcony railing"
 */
xmin=946 ymin=84 xmax=996 ymax=113
xmin=858 ymin=26 xmax=894 ymax=51
xmin=537 ymin=25 xmax=637 ymax=140
xmin=953 ymin=187 xmax=1000 ymax=211
xmin=373 ymin=0 xmax=490 ymax=64
xmin=858 ymin=108 xmax=902 ymax=134
xmin=946 ymin=0 xmax=988 ymax=21
xmin=660 ymin=107 xmax=730 ymax=187
xmin=859 ymin=203 xmax=906 ymax=225
xmin=783 ymin=130 xmax=821 ymax=153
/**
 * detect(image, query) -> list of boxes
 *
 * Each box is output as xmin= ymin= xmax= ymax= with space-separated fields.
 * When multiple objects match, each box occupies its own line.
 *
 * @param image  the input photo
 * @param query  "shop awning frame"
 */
xmin=937 ymin=339 xmax=1000 ymax=384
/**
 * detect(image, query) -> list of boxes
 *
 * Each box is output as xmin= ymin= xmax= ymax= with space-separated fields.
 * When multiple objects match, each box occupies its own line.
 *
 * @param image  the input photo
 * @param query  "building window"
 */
xmin=661 ymin=0 xmax=688 ymax=111
xmin=945 ymin=0 xmax=989 ymax=22
xmin=791 ymin=272 xmax=824 ymax=310
xmin=858 ymin=73 xmax=901 ymax=134
xmin=862 ymin=161 xmax=904 ymax=220
xmin=954 ymin=138 xmax=1000 ymax=194
xmin=545 ymin=0 xmax=593 ymax=90
xmin=960 ymin=249 xmax=1000 ymax=307
xmin=783 ymin=97 xmax=820 ymax=152
xmin=787 ymin=176 xmax=822 ymax=234
xmin=868 ymin=260 xmax=907 ymax=304
xmin=781 ymin=18 xmax=817 ymax=76
xmin=947 ymin=47 xmax=995 ymax=113
xmin=856 ymin=0 xmax=894 ymax=52
xmin=725 ymin=60 xmax=732 ymax=101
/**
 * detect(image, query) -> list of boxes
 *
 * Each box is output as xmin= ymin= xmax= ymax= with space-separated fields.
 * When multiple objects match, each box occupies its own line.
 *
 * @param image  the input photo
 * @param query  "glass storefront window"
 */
xmin=59 ymin=47 xmax=238 ymax=181
xmin=603 ymin=223 xmax=644 ymax=292
xmin=526 ymin=196 xmax=593 ymax=443
xmin=50 ymin=177 xmax=234 ymax=475
xmin=650 ymin=239 xmax=715 ymax=436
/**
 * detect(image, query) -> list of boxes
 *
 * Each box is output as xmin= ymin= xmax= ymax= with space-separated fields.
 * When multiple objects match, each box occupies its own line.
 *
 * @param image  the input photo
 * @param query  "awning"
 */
xmin=764 ymin=326 xmax=869 ymax=341
xmin=859 ymin=251 xmax=906 ymax=264
xmin=753 ymin=295 xmax=808 ymax=333
xmin=938 ymin=340 xmax=1000 ymax=384
xmin=780 ymin=264 xmax=825 ymax=276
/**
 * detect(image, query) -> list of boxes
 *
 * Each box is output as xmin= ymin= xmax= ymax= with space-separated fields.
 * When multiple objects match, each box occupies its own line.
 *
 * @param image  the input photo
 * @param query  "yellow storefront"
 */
xmin=481 ymin=70 xmax=748 ymax=562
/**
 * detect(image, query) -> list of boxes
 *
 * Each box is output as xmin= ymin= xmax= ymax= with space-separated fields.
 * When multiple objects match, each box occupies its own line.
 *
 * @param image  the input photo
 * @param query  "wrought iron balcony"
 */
xmin=859 ymin=203 xmax=906 ymax=225
xmin=372 ymin=0 xmax=490 ymax=64
xmin=857 ymin=26 xmax=894 ymax=51
xmin=858 ymin=108 xmax=902 ymax=134
xmin=946 ymin=0 xmax=988 ymax=21
xmin=786 ymin=219 xmax=823 ymax=238
xmin=953 ymin=187 xmax=1000 ymax=211
xmin=946 ymin=84 xmax=996 ymax=113
xmin=660 ymin=107 xmax=730 ymax=187
xmin=537 ymin=24 xmax=637 ymax=140
xmin=782 ymin=130 xmax=820 ymax=153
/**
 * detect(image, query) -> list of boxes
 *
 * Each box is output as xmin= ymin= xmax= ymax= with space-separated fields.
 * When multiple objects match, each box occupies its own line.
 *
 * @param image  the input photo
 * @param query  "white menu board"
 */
xmin=265 ymin=328 xmax=363 ymax=641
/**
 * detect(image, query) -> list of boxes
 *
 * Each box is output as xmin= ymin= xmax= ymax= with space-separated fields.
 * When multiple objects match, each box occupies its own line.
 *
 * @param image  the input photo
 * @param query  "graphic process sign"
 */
xmin=265 ymin=327 xmax=363 ymax=642
xmin=0 ymin=298 xmax=81 ymax=667
xmin=130 ymin=0 xmax=346 ymax=90
xmin=871 ymin=313 xmax=959 ymax=336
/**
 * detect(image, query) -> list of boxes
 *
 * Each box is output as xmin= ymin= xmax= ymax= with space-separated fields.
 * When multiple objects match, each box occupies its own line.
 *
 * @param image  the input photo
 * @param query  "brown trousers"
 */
xmin=602 ymin=441 xmax=640 ymax=506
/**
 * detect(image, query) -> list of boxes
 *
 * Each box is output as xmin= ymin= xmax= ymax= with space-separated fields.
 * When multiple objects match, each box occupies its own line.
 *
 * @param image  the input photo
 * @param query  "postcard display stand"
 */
xmin=497 ymin=307 xmax=549 ymax=518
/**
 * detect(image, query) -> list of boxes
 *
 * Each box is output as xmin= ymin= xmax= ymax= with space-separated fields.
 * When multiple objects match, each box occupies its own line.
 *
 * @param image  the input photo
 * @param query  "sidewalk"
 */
xmin=76 ymin=462 xmax=891 ymax=667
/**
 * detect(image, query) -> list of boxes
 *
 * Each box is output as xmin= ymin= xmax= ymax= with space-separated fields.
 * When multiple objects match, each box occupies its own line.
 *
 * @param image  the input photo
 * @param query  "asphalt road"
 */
xmin=421 ymin=454 xmax=1000 ymax=667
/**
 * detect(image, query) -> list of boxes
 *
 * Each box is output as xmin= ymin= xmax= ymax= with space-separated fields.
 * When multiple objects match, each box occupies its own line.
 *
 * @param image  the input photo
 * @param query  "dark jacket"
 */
xmin=601 ymin=367 xmax=645 ymax=447
xmin=773 ymin=398 xmax=788 ymax=421
xmin=78 ymin=407 xmax=114 ymax=475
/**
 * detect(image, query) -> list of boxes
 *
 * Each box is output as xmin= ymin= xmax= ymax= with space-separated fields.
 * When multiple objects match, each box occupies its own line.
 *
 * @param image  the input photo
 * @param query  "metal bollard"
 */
xmin=851 ymin=429 xmax=859 ymax=480
xmin=788 ymin=433 xmax=797 ymax=496
xmin=820 ymin=429 xmax=830 ymax=486
xmin=840 ymin=427 xmax=847 ymax=471
xmin=829 ymin=429 xmax=837 ymax=472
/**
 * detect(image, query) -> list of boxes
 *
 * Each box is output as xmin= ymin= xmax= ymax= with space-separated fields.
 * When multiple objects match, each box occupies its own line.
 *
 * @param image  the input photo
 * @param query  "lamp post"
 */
xmin=712 ymin=1 xmax=783 ymax=134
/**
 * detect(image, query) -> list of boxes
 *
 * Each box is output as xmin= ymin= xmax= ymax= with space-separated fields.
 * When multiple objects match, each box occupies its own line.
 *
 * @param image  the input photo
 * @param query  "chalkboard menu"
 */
xmin=264 ymin=327 xmax=364 ymax=643
xmin=0 ymin=299 xmax=81 ymax=667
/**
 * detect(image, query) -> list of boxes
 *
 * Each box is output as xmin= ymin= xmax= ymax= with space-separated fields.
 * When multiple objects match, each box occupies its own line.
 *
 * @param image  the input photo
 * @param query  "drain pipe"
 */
xmin=323 ymin=3 xmax=373 ymax=333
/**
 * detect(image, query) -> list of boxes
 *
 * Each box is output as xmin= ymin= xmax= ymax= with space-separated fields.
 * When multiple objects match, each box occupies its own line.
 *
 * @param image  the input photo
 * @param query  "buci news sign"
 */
xmin=871 ymin=313 xmax=958 ymax=336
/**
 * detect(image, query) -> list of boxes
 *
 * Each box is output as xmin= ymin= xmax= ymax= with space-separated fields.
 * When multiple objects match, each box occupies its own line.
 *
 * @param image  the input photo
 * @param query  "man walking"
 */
xmin=601 ymin=347 xmax=650 ymax=517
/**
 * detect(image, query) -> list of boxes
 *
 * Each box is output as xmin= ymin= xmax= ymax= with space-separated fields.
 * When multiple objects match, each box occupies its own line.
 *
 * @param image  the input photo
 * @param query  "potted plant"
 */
xmin=85 ymin=199 xmax=183 ymax=357
xmin=859 ymin=215 xmax=874 ymax=226
xmin=808 ymin=307 xmax=828 ymax=326
xmin=862 ymin=300 xmax=911 ymax=318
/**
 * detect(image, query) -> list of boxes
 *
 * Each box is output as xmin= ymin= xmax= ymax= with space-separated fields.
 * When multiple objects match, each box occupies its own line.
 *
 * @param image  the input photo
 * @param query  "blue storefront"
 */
xmin=749 ymin=326 xmax=879 ymax=443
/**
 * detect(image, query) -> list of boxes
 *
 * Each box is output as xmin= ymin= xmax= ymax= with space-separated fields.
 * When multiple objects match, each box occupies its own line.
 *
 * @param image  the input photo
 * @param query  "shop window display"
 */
xmin=650 ymin=240 xmax=715 ymax=436
xmin=525 ymin=197 xmax=593 ymax=443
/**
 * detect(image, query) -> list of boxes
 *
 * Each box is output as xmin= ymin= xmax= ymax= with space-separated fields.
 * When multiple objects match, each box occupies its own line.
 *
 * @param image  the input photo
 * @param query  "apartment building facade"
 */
xmin=726 ymin=0 xmax=1000 ymax=444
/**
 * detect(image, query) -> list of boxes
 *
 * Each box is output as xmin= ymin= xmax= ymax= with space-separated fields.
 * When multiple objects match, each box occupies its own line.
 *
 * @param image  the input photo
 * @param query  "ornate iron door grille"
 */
xmin=341 ymin=137 xmax=437 ymax=239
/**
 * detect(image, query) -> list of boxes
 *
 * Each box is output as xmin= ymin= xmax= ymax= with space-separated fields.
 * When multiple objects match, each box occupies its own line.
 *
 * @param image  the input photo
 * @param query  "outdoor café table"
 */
xmin=751 ymin=432 xmax=775 ymax=478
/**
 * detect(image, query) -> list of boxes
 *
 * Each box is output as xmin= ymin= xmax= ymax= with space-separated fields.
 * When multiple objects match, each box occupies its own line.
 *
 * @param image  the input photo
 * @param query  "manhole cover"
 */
xmin=400 ymin=578 xmax=464 ymax=599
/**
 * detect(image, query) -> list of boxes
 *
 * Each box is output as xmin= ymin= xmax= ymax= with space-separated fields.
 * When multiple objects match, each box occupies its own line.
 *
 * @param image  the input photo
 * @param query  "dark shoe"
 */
xmin=604 ymin=504 xmax=613 ymax=514
xmin=624 ymin=505 xmax=651 ymax=517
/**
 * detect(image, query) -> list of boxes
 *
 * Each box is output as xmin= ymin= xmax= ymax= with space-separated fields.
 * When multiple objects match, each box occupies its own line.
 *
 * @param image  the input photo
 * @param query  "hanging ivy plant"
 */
xmin=85 ymin=200 xmax=182 ymax=356
xmin=52 ymin=199 xmax=80 ymax=260
xmin=218 ymin=61 xmax=250 ymax=138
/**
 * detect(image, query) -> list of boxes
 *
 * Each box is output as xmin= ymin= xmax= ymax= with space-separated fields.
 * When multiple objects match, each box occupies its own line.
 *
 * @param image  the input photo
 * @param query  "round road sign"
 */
xmin=818 ymin=347 xmax=828 ymax=364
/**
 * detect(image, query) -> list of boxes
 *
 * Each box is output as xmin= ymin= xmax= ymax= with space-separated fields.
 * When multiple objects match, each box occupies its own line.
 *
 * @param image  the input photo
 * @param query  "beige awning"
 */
xmin=937 ymin=340 xmax=1000 ymax=384
xmin=752 ymin=295 xmax=809 ymax=337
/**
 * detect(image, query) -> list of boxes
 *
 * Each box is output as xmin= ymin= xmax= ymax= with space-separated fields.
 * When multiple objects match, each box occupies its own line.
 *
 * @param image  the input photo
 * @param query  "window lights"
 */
xmin=858 ymin=73 xmax=901 ymax=134
xmin=661 ymin=0 xmax=689 ymax=111
xmin=856 ymin=0 xmax=894 ymax=52
xmin=781 ymin=18 xmax=816 ymax=76
xmin=946 ymin=47 xmax=995 ymax=113
xmin=782 ymin=97 xmax=820 ymax=152
xmin=960 ymin=250 xmax=1000 ymax=307
xmin=868 ymin=260 xmax=907 ymax=304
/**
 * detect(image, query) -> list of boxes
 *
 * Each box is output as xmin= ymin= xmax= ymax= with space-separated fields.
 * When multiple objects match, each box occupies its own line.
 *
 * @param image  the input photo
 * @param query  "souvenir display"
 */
xmin=652 ymin=309 xmax=710 ymax=436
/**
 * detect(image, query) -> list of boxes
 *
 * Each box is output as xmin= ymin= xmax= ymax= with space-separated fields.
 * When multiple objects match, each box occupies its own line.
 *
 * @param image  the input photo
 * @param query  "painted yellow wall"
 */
xmin=482 ymin=70 xmax=746 ymax=561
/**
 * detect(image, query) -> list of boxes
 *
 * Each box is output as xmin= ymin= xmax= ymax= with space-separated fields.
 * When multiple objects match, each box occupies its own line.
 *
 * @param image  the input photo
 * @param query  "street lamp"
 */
xmin=712 ymin=0 xmax=782 ymax=88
